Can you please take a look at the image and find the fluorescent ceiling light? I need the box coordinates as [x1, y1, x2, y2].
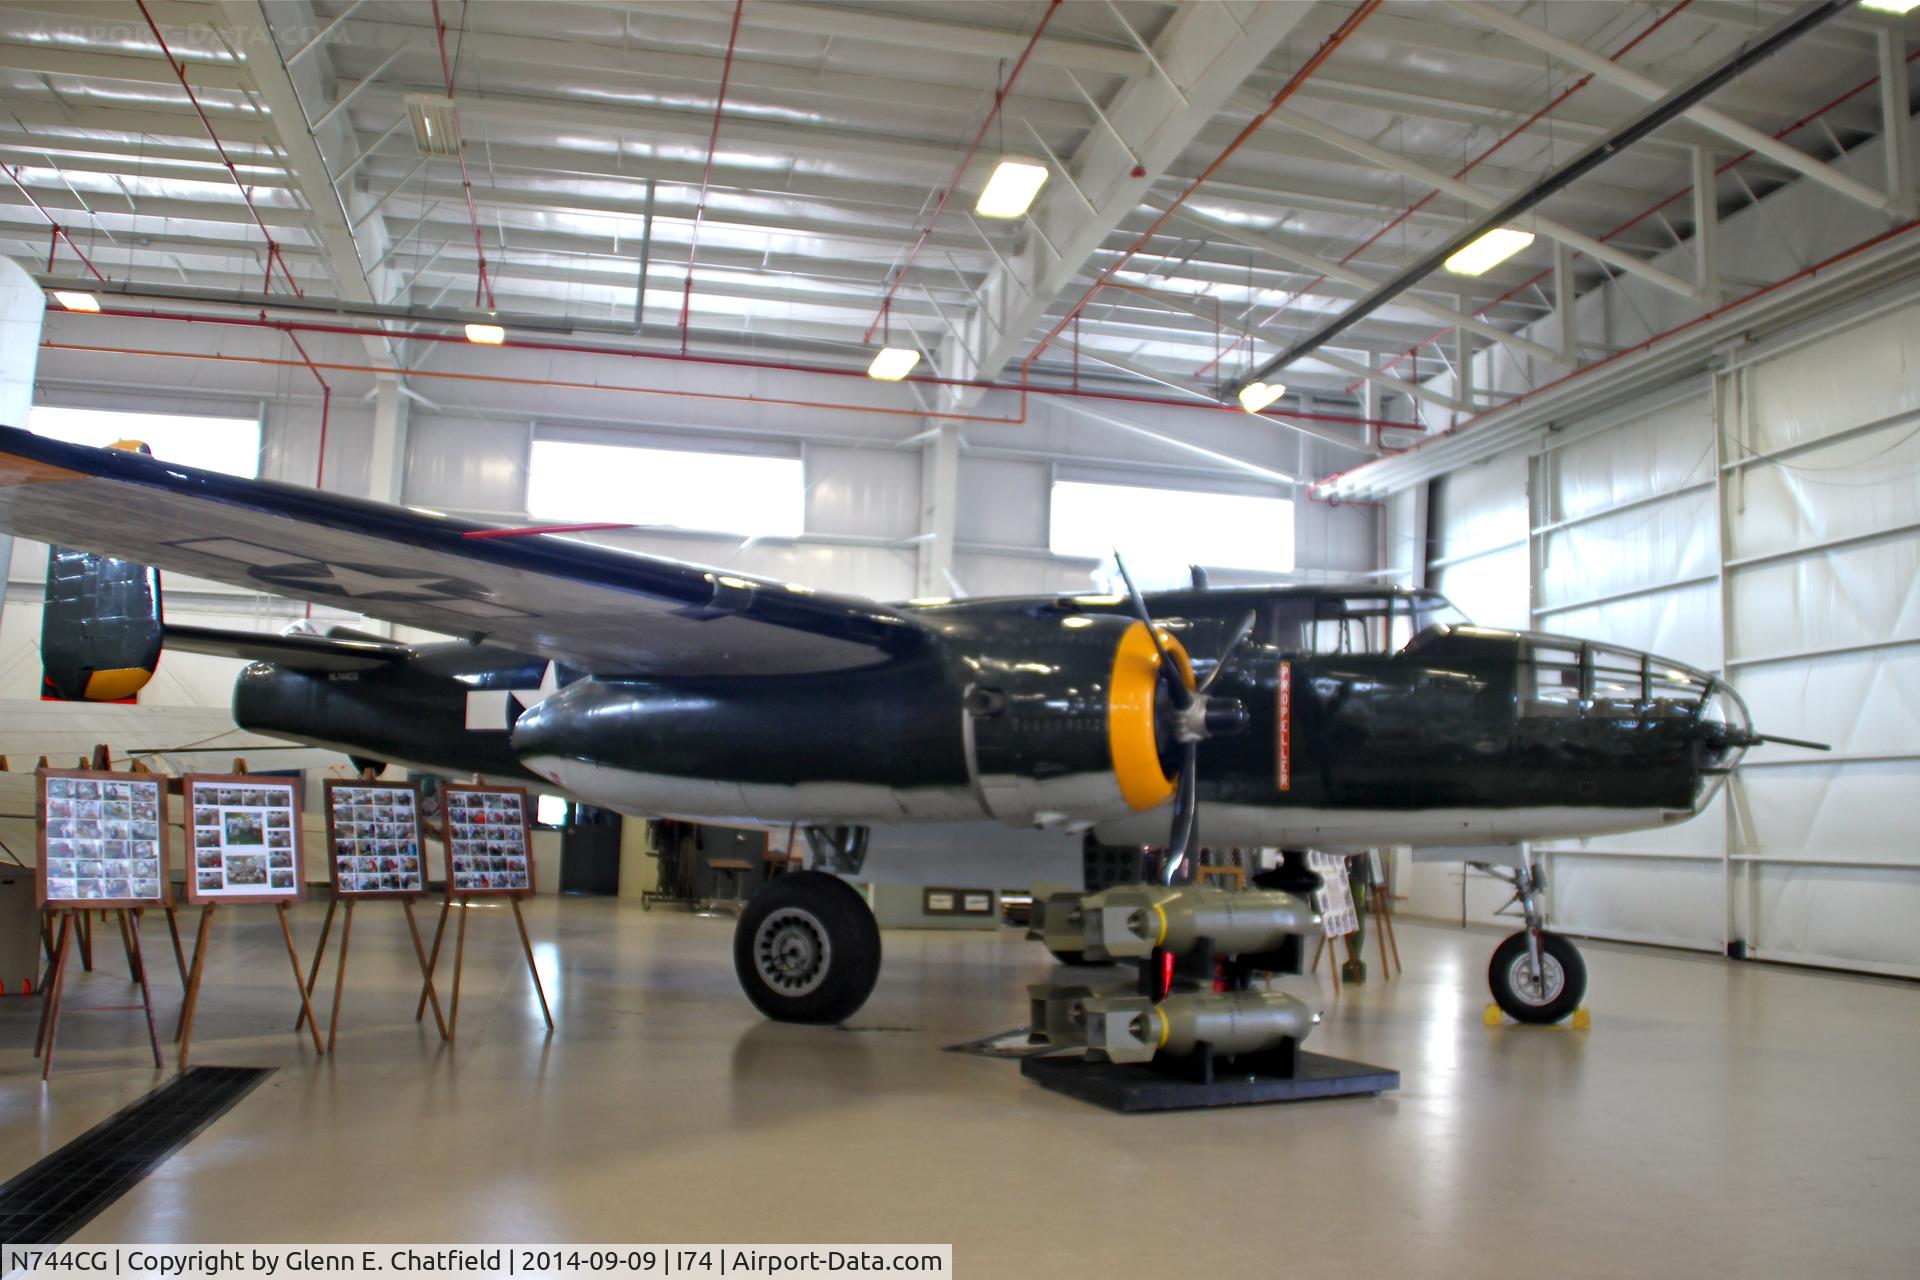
[52, 290, 101, 313]
[464, 323, 506, 345]
[1237, 381, 1286, 415]
[975, 158, 1049, 218]
[867, 346, 921, 381]
[1444, 227, 1535, 276]
[405, 94, 462, 157]
[1859, 0, 1917, 13]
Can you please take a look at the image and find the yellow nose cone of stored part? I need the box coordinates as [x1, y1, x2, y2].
[1107, 619, 1193, 811]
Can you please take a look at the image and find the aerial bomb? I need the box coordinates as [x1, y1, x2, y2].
[1037, 886, 1317, 961]
[1036, 987, 1317, 1065]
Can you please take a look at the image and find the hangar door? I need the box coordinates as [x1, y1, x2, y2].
[1425, 296, 1920, 978]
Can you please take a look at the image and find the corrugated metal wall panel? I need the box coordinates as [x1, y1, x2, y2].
[805, 445, 919, 540]
[404, 416, 530, 514]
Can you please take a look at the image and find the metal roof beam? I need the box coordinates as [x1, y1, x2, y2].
[580, 1, 1151, 77]
[1452, 0, 1901, 216]
[316, 17, 1098, 121]
[1172, 205, 1561, 365]
[937, 1, 1316, 405]
[1269, 105, 1703, 300]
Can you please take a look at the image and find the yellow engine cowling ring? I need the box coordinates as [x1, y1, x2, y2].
[964, 616, 1192, 828]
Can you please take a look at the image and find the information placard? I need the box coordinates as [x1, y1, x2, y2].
[441, 783, 534, 895]
[184, 774, 304, 904]
[324, 779, 427, 897]
[37, 768, 169, 908]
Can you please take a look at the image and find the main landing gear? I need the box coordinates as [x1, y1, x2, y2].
[1473, 858, 1587, 1024]
[732, 870, 881, 1024]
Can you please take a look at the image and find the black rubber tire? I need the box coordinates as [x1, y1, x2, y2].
[1488, 930, 1587, 1024]
[733, 871, 881, 1024]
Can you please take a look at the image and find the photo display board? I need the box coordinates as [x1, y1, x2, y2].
[184, 774, 304, 904]
[442, 783, 534, 895]
[324, 779, 427, 897]
[38, 769, 169, 908]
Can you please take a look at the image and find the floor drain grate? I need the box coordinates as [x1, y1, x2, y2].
[0, 1066, 272, 1244]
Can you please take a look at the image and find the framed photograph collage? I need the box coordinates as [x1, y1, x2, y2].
[186, 774, 303, 904]
[324, 779, 427, 897]
[442, 784, 535, 895]
[37, 769, 169, 908]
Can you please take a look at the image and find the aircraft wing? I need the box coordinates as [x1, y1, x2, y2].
[0, 426, 932, 676]
[161, 624, 414, 673]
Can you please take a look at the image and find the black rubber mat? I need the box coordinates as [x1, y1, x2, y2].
[0, 1066, 272, 1243]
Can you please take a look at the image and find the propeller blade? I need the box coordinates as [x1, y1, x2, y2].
[1112, 551, 1190, 711]
[1162, 743, 1200, 886]
[1198, 610, 1258, 695]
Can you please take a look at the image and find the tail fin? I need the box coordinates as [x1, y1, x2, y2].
[40, 546, 164, 703]
[39, 439, 164, 703]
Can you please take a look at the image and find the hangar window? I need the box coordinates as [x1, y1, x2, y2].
[27, 405, 262, 477]
[527, 439, 804, 538]
[1048, 479, 1294, 573]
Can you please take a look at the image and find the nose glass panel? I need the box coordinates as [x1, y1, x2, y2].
[1522, 637, 1719, 719]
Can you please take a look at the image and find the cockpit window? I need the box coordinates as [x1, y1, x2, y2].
[1273, 592, 1472, 656]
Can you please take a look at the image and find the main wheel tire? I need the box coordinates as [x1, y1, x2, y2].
[733, 871, 881, 1024]
[1488, 929, 1587, 1024]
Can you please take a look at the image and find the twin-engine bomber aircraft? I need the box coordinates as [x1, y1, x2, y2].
[0, 427, 1806, 1025]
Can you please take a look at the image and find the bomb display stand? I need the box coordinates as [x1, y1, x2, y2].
[174, 772, 324, 1069]
[1024, 868, 1399, 1112]
[416, 783, 552, 1040]
[32, 768, 170, 1079]
[296, 776, 446, 1049]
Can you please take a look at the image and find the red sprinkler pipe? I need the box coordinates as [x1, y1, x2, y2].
[135, 0, 302, 298]
[861, 0, 1064, 345]
[427, 0, 495, 310]
[1019, 0, 1382, 387]
[2, 162, 108, 283]
[679, 0, 746, 354]
[41, 341, 1035, 426]
[1193, 0, 1695, 380]
[61, 301, 1412, 431]
[285, 328, 330, 487]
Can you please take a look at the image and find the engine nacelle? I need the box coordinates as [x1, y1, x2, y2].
[962, 615, 1189, 828]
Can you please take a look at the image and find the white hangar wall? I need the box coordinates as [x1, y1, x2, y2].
[1413, 295, 1920, 978]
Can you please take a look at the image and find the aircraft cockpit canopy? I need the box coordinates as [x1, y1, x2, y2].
[1273, 591, 1471, 656]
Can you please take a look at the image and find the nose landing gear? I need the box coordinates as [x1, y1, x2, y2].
[1473, 858, 1588, 1024]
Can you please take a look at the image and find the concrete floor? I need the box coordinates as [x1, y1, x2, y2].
[3, 897, 1917, 1276]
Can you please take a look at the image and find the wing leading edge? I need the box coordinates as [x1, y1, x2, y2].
[0, 426, 931, 676]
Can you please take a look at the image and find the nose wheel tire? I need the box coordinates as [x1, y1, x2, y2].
[1489, 930, 1586, 1024]
[733, 871, 881, 1024]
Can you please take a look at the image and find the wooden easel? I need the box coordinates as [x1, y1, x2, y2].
[172, 758, 326, 1068]
[174, 901, 325, 1068]
[297, 895, 447, 1048]
[416, 894, 552, 1040]
[35, 907, 162, 1080]
[1365, 852, 1402, 980]
[296, 770, 446, 1048]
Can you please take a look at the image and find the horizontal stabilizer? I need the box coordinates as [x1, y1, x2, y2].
[0, 426, 932, 676]
[162, 624, 413, 672]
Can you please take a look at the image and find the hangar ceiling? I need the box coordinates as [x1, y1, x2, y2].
[2, 1, 1915, 443]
